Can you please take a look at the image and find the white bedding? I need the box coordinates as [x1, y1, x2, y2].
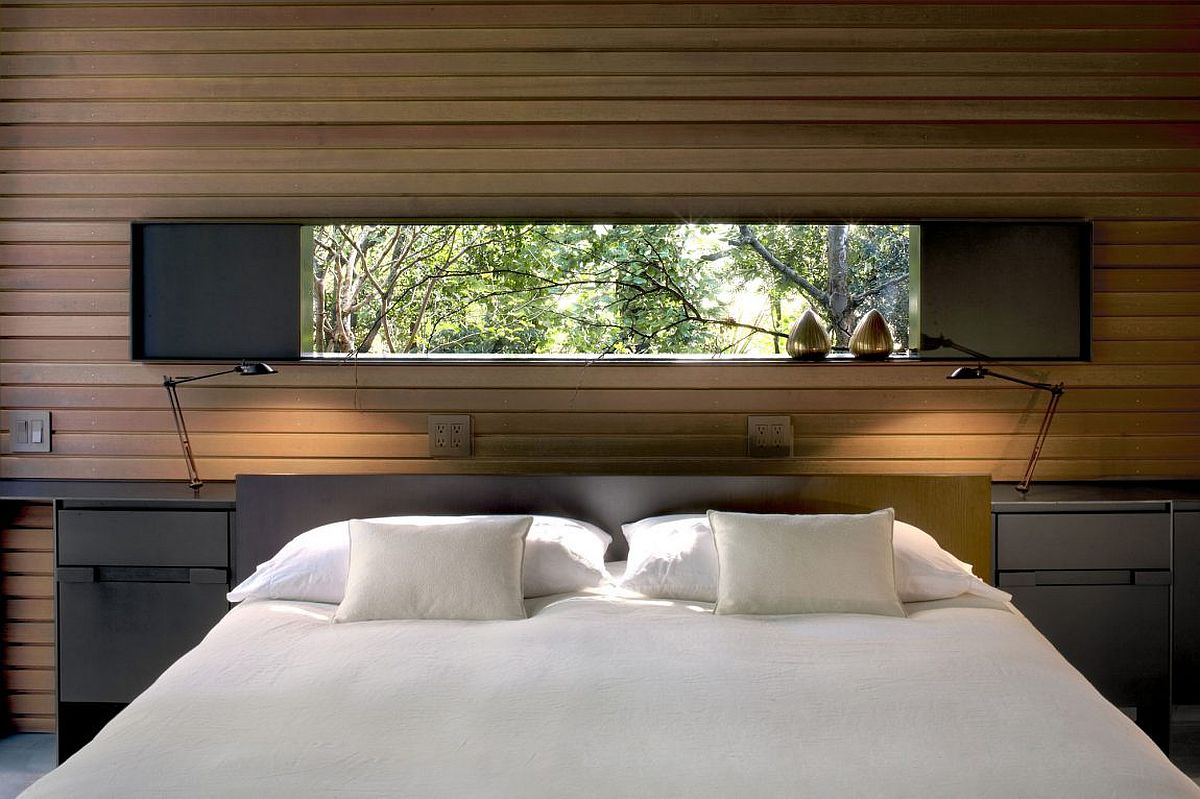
[24, 592, 1199, 798]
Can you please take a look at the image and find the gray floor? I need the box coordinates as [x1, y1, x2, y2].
[0, 734, 54, 798]
[0, 721, 1198, 797]
[1173, 706, 1200, 787]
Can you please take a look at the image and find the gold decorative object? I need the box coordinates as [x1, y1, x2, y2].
[786, 310, 831, 360]
[848, 310, 894, 360]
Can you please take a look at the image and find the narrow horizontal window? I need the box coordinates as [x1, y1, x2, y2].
[309, 223, 912, 358]
[130, 219, 1089, 362]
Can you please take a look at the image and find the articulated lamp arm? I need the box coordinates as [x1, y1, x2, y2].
[946, 366, 1065, 495]
[162, 362, 277, 495]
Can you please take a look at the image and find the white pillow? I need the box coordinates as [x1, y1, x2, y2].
[708, 508, 905, 617]
[619, 514, 1010, 604]
[229, 514, 610, 603]
[333, 517, 530, 623]
[892, 520, 1011, 604]
[621, 514, 718, 602]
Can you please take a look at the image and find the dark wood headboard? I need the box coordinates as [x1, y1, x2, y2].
[234, 474, 993, 585]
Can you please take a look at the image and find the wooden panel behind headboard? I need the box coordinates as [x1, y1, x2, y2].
[235, 474, 992, 584]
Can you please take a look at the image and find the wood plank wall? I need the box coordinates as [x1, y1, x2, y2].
[0, 0, 1198, 729]
[0, 504, 54, 733]
[2, 0, 1198, 483]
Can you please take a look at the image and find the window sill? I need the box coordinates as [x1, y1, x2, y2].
[299, 351, 926, 364]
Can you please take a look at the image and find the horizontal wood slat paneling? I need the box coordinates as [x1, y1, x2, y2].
[9, 122, 1198, 150]
[10, 409, 1200, 437]
[0, 292, 128, 315]
[10, 27, 1200, 53]
[3, 148, 1200, 174]
[6, 670, 53, 694]
[1, 0, 1198, 731]
[7, 385, 1200, 414]
[7, 171, 1198, 195]
[6, 600, 54, 623]
[7, 197, 1200, 220]
[4, 77, 1199, 102]
[1, 503, 54, 733]
[10, 694, 53, 717]
[4, 3, 1198, 30]
[5, 101, 1200, 126]
[3, 432, 1197, 461]
[5, 624, 54, 646]
[6, 457, 1199, 482]
[12, 52, 1199, 78]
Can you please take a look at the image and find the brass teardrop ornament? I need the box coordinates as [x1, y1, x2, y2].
[786, 309, 831, 360]
[848, 309, 894, 360]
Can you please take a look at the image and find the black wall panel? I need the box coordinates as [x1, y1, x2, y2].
[132, 223, 306, 360]
[919, 221, 1092, 360]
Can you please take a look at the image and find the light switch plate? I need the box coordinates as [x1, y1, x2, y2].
[9, 410, 51, 453]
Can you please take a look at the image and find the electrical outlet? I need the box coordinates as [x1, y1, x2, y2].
[428, 414, 472, 457]
[747, 415, 792, 458]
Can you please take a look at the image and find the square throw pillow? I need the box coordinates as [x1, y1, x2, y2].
[333, 516, 532, 623]
[708, 508, 904, 617]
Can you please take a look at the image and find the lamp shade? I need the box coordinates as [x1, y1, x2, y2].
[947, 366, 986, 380]
[237, 361, 277, 376]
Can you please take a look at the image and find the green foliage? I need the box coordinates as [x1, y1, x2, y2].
[311, 223, 910, 356]
[845, 224, 911, 345]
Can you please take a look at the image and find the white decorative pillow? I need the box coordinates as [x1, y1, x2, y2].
[333, 517, 531, 622]
[229, 515, 610, 604]
[618, 514, 1008, 604]
[708, 508, 905, 617]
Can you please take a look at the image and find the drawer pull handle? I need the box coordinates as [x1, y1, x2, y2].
[1034, 570, 1132, 586]
[56, 566, 229, 584]
[189, 568, 226, 584]
[95, 567, 189, 582]
[999, 570, 1174, 587]
[998, 572, 1036, 588]
[56, 567, 96, 583]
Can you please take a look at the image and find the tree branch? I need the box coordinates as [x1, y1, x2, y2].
[850, 271, 909, 307]
[733, 225, 831, 307]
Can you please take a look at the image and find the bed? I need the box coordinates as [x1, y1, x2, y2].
[22, 474, 1200, 798]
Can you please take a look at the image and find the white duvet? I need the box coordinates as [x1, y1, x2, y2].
[23, 592, 1199, 798]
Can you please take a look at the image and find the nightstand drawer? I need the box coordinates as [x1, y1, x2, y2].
[58, 509, 228, 567]
[58, 579, 229, 703]
[53, 501, 233, 764]
[995, 512, 1169, 571]
[1006, 583, 1169, 707]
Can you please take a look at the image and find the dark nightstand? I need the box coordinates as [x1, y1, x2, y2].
[1174, 505, 1200, 704]
[54, 499, 233, 763]
[993, 499, 1172, 752]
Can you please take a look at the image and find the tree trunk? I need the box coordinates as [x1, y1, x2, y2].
[826, 224, 852, 346]
[313, 272, 326, 353]
[770, 295, 782, 354]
